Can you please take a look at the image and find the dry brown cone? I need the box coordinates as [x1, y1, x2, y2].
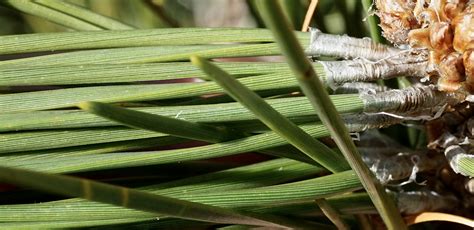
[376, 0, 473, 93]
[374, 1, 474, 225]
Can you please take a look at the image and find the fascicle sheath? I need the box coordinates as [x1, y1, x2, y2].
[359, 149, 444, 184]
[344, 113, 402, 132]
[360, 85, 463, 114]
[334, 82, 390, 94]
[306, 28, 400, 60]
[320, 59, 428, 87]
[394, 190, 458, 214]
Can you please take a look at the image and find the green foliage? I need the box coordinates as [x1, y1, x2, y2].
[0, 1, 466, 229]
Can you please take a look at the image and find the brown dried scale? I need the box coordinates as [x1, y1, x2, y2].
[376, 1, 474, 93]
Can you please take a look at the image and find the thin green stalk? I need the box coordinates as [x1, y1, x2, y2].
[33, 0, 134, 30]
[0, 169, 361, 222]
[0, 193, 373, 226]
[0, 127, 165, 154]
[1, 158, 320, 224]
[0, 192, 373, 228]
[191, 56, 349, 173]
[0, 218, 153, 230]
[0, 62, 286, 86]
[0, 166, 284, 228]
[278, 0, 304, 29]
[5, 64, 406, 114]
[142, 158, 323, 192]
[0, 43, 283, 66]
[256, 1, 406, 229]
[78, 101, 240, 143]
[219, 221, 334, 230]
[334, 0, 364, 38]
[0, 123, 331, 173]
[315, 198, 350, 230]
[99, 219, 214, 230]
[257, 193, 375, 216]
[0, 72, 296, 113]
[2, 113, 404, 173]
[0, 28, 291, 55]
[0, 94, 363, 132]
[77, 101, 314, 163]
[0, 136, 182, 161]
[361, 0, 383, 43]
[143, 0, 180, 27]
[0, 0, 102, 31]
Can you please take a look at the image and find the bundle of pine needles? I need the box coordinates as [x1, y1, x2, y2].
[0, 0, 472, 229]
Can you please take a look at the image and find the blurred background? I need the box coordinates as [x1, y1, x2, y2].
[0, 0, 370, 37]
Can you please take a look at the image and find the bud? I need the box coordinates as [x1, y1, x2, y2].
[376, 1, 473, 93]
